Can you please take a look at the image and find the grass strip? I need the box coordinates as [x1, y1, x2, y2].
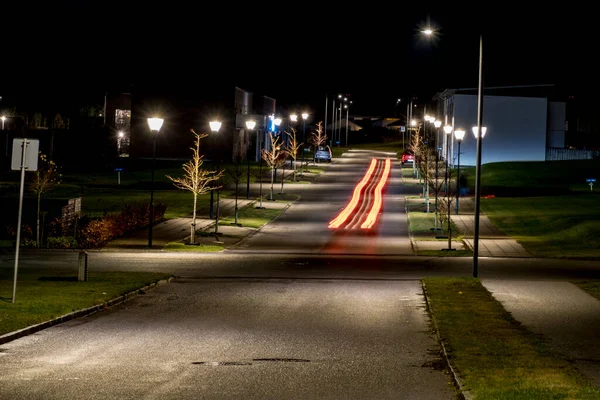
[423, 277, 600, 399]
[572, 280, 600, 302]
[0, 270, 172, 336]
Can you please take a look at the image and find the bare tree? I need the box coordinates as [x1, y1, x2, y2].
[166, 130, 223, 244]
[428, 156, 447, 232]
[261, 132, 287, 200]
[285, 127, 302, 182]
[308, 121, 326, 163]
[226, 154, 244, 225]
[416, 145, 433, 213]
[408, 125, 422, 180]
[29, 153, 60, 245]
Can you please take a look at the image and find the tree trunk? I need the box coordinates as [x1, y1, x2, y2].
[191, 192, 197, 244]
[270, 168, 274, 200]
[36, 192, 41, 246]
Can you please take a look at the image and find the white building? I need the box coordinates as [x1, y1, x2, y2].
[434, 87, 566, 167]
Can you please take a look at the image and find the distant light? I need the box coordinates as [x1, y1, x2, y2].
[424, 115, 431, 122]
[290, 114, 298, 122]
[397, 98, 401, 103]
[343, 97, 347, 102]
[443, 125, 453, 134]
[472, 126, 488, 138]
[423, 28, 433, 35]
[454, 129, 466, 141]
[338, 94, 342, 99]
[410, 119, 417, 127]
[209, 120, 222, 133]
[434, 120, 442, 128]
[245, 120, 256, 130]
[274, 117, 282, 126]
[301, 112, 309, 120]
[118, 131, 124, 138]
[1, 116, 6, 121]
[147, 117, 164, 132]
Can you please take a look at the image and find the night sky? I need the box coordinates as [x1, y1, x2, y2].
[2, 3, 596, 118]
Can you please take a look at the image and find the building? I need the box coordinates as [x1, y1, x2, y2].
[433, 85, 566, 167]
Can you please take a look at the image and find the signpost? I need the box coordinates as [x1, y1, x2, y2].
[114, 167, 124, 185]
[587, 178, 596, 191]
[11, 138, 39, 303]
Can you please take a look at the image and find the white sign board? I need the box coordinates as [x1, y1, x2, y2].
[11, 138, 39, 171]
[401, 126, 406, 132]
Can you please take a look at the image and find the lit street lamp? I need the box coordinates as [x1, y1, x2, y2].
[443, 125, 453, 194]
[454, 129, 465, 214]
[301, 112, 308, 175]
[209, 120, 222, 239]
[472, 123, 487, 277]
[147, 117, 164, 248]
[2, 115, 7, 157]
[245, 120, 256, 199]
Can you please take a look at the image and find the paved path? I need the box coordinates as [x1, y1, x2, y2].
[482, 279, 600, 386]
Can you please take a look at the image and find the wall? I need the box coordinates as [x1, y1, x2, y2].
[451, 94, 548, 166]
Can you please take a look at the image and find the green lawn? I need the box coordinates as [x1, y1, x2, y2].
[0, 269, 172, 336]
[481, 195, 600, 258]
[423, 277, 600, 399]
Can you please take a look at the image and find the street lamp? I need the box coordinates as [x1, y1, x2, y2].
[2, 116, 7, 157]
[147, 117, 164, 248]
[209, 120, 223, 239]
[443, 125, 453, 194]
[245, 120, 256, 199]
[208, 120, 222, 219]
[454, 129, 465, 214]
[472, 122, 487, 277]
[301, 112, 308, 175]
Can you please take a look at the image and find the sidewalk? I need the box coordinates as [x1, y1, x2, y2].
[402, 169, 531, 257]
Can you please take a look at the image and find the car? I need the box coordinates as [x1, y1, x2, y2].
[315, 146, 332, 163]
[401, 151, 414, 165]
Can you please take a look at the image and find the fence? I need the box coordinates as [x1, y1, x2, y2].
[546, 147, 600, 161]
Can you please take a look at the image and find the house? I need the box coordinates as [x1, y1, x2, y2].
[432, 85, 566, 167]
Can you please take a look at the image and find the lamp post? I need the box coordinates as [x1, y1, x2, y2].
[2, 115, 7, 157]
[454, 129, 465, 214]
[209, 121, 223, 239]
[443, 125, 453, 194]
[472, 34, 485, 278]
[301, 112, 308, 175]
[289, 113, 297, 170]
[147, 117, 164, 248]
[245, 120, 256, 199]
[410, 119, 417, 177]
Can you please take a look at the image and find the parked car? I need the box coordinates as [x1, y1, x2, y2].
[315, 146, 332, 163]
[401, 151, 414, 165]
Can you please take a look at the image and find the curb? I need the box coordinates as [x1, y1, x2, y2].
[0, 277, 174, 345]
[421, 281, 472, 400]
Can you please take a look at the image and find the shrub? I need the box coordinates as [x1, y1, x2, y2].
[47, 236, 78, 249]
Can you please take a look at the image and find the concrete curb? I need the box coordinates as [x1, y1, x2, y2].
[421, 281, 472, 400]
[0, 277, 174, 345]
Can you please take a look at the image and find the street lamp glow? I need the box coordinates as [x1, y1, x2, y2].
[472, 126, 487, 138]
[424, 115, 431, 122]
[423, 28, 433, 35]
[454, 129, 466, 141]
[434, 120, 442, 128]
[410, 119, 417, 127]
[301, 112, 309, 120]
[1, 116, 5, 122]
[273, 117, 282, 127]
[209, 120, 222, 133]
[245, 120, 256, 130]
[147, 117, 164, 132]
[290, 114, 298, 122]
[118, 131, 124, 138]
[443, 125, 453, 134]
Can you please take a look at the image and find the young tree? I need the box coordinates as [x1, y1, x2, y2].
[29, 153, 60, 245]
[261, 132, 287, 200]
[428, 155, 447, 232]
[416, 144, 433, 213]
[408, 126, 422, 180]
[285, 127, 302, 182]
[308, 121, 326, 163]
[166, 130, 222, 245]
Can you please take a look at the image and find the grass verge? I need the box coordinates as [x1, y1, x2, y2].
[219, 205, 283, 228]
[0, 269, 172, 336]
[423, 277, 600, 399]
[163, 242, 223, 252]
[571, 280, 600, 302]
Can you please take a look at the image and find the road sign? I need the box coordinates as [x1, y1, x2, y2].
[586, 178, 596, 183]
[114, 167, 124, 172]
[11, 138, 39, 171]
[401, 126, 406, 132]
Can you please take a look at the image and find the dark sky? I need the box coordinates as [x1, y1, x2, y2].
[2, 2, 596, 117]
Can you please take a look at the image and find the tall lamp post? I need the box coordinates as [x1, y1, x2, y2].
[454, 129, 465, 214]
[245, 120, 256, 199]
[443, 125, 453, 194]
[473, 34, 485, 278]
[301, 112, 308, 175]
[209, 121, 223, 238]
[147, 117, 164, 248]
[2, 115, 7, 157]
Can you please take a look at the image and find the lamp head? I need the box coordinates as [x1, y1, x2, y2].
[472, 126, 487, 138]
[410, 119, 417, 127]
[443, 125, 453, 134]
[434, 120, 442, 128]
[274, 117, 282, 127]
[118, 131, 124, 138]
[301, 112, 309, 120]
[1, 116, 6, 121]
[290, 114, 298, 122]
[245, 120, 256, 130]
[147, 117, 164, 132]
[454, 129, 466, 141]
[209, 120, 222, 133]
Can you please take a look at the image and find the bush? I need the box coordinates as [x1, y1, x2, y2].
[47, 236, 78, 249]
